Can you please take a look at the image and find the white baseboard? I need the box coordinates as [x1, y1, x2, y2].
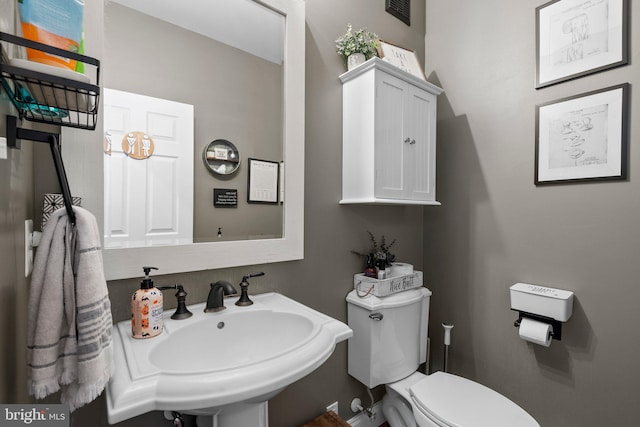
[346, 402, 386, 427]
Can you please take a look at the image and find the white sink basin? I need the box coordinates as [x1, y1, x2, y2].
[149, 311, 314, 373]
[106, 292, 352, 425]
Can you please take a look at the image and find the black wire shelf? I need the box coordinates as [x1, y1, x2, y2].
[0, 32, 100, 130]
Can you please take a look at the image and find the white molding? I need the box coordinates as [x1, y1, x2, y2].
[339, 58, 443, 96]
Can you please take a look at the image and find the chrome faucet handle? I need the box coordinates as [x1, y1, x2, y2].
[235, 272, 265, 306]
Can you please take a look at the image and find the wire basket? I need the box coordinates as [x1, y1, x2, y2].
[0, 32, 100, 130]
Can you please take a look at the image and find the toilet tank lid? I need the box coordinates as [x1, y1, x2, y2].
[410, 372, 540, 427]
[346, 287, 431, 310]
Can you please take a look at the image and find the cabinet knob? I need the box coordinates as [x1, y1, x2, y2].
[410, 139, 416, 145]
[404, 137, 411, 144]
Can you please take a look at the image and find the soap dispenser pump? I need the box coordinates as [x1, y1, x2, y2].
[131, 266, 164, 339]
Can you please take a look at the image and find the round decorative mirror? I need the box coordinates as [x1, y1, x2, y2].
[203, 139, 240, 176]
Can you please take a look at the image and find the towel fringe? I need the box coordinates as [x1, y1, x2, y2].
[62, 377, 110, 412]
[28, 378, 61, 400]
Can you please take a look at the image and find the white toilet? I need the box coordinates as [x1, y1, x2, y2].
[346, 287, 540, 427]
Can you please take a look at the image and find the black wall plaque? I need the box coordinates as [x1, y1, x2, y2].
[214, 188, 238, 207]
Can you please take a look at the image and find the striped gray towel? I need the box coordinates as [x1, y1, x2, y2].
[27, 206, 113, 412]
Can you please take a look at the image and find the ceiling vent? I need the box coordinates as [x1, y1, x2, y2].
[386, 0, 410, 26]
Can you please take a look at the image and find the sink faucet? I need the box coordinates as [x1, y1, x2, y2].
[158, 284, 193, 320]
[205, 280, 237, 312]
[235, 272, 265, 306]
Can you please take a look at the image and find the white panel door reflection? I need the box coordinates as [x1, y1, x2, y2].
[103, 88, 194, 248]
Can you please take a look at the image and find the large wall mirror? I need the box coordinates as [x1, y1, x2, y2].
[63, 0, 304, 280]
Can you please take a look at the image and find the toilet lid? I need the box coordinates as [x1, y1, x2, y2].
[410, 372, 540, 427]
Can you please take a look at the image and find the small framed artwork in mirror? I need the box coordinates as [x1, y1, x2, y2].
[247, 158, 280, 204]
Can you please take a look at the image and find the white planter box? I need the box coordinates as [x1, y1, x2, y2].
[353, 271, 423, 297]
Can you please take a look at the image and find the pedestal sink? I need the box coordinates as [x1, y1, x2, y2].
[106, 292, 352, 426]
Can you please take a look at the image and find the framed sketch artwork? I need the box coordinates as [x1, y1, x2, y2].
[536, 0, 628, 88]
[535, 83, 629, 185]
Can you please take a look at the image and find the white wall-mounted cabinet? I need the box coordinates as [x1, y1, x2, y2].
[339, 58, 443, 205]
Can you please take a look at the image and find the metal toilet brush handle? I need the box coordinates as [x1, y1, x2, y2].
[442, 323, 454, 373]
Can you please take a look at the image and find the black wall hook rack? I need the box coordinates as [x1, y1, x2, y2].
[7, 115, 76, 225]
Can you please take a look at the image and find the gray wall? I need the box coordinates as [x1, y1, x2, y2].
[0, 0, 30, 405]
[424, 1, 640, 426]
[0, 94, 32, 405]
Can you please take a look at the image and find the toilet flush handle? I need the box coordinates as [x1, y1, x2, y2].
[369, 312, 383, 321]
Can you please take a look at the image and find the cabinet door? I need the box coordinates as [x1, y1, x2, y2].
[374, 73, 409, 199]
[374, 73, 436, 201]
[405, 85, 436, 201]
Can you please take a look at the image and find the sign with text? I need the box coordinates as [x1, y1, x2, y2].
[376, 40, 426, 80]
[353, 271, 423, 297]
[214, 188, 238, 207]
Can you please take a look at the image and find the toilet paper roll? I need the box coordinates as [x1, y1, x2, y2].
[518, 317, 553, 347]
[389, 262, 414, 277]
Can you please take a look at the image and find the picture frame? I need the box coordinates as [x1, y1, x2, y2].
[376, 40, 426, 80]
[536, 0, 628, 89]
[535, 83, 629, 185]
[247, 158, 280, 204]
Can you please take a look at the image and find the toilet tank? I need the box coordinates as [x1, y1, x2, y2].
[346, 287, 431, 388]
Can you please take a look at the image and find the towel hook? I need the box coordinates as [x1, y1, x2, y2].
[6, 115, 76, 226]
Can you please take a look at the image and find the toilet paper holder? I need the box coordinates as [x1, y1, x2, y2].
[509, 283, 574, 342]
[513, 311, 562, 340]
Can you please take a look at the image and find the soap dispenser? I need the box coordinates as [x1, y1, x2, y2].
[132, 266, 164, 339]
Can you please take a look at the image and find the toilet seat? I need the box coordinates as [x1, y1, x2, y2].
[409, 372, 540, 427]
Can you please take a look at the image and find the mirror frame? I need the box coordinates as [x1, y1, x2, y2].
[101, 0, 305, 280]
